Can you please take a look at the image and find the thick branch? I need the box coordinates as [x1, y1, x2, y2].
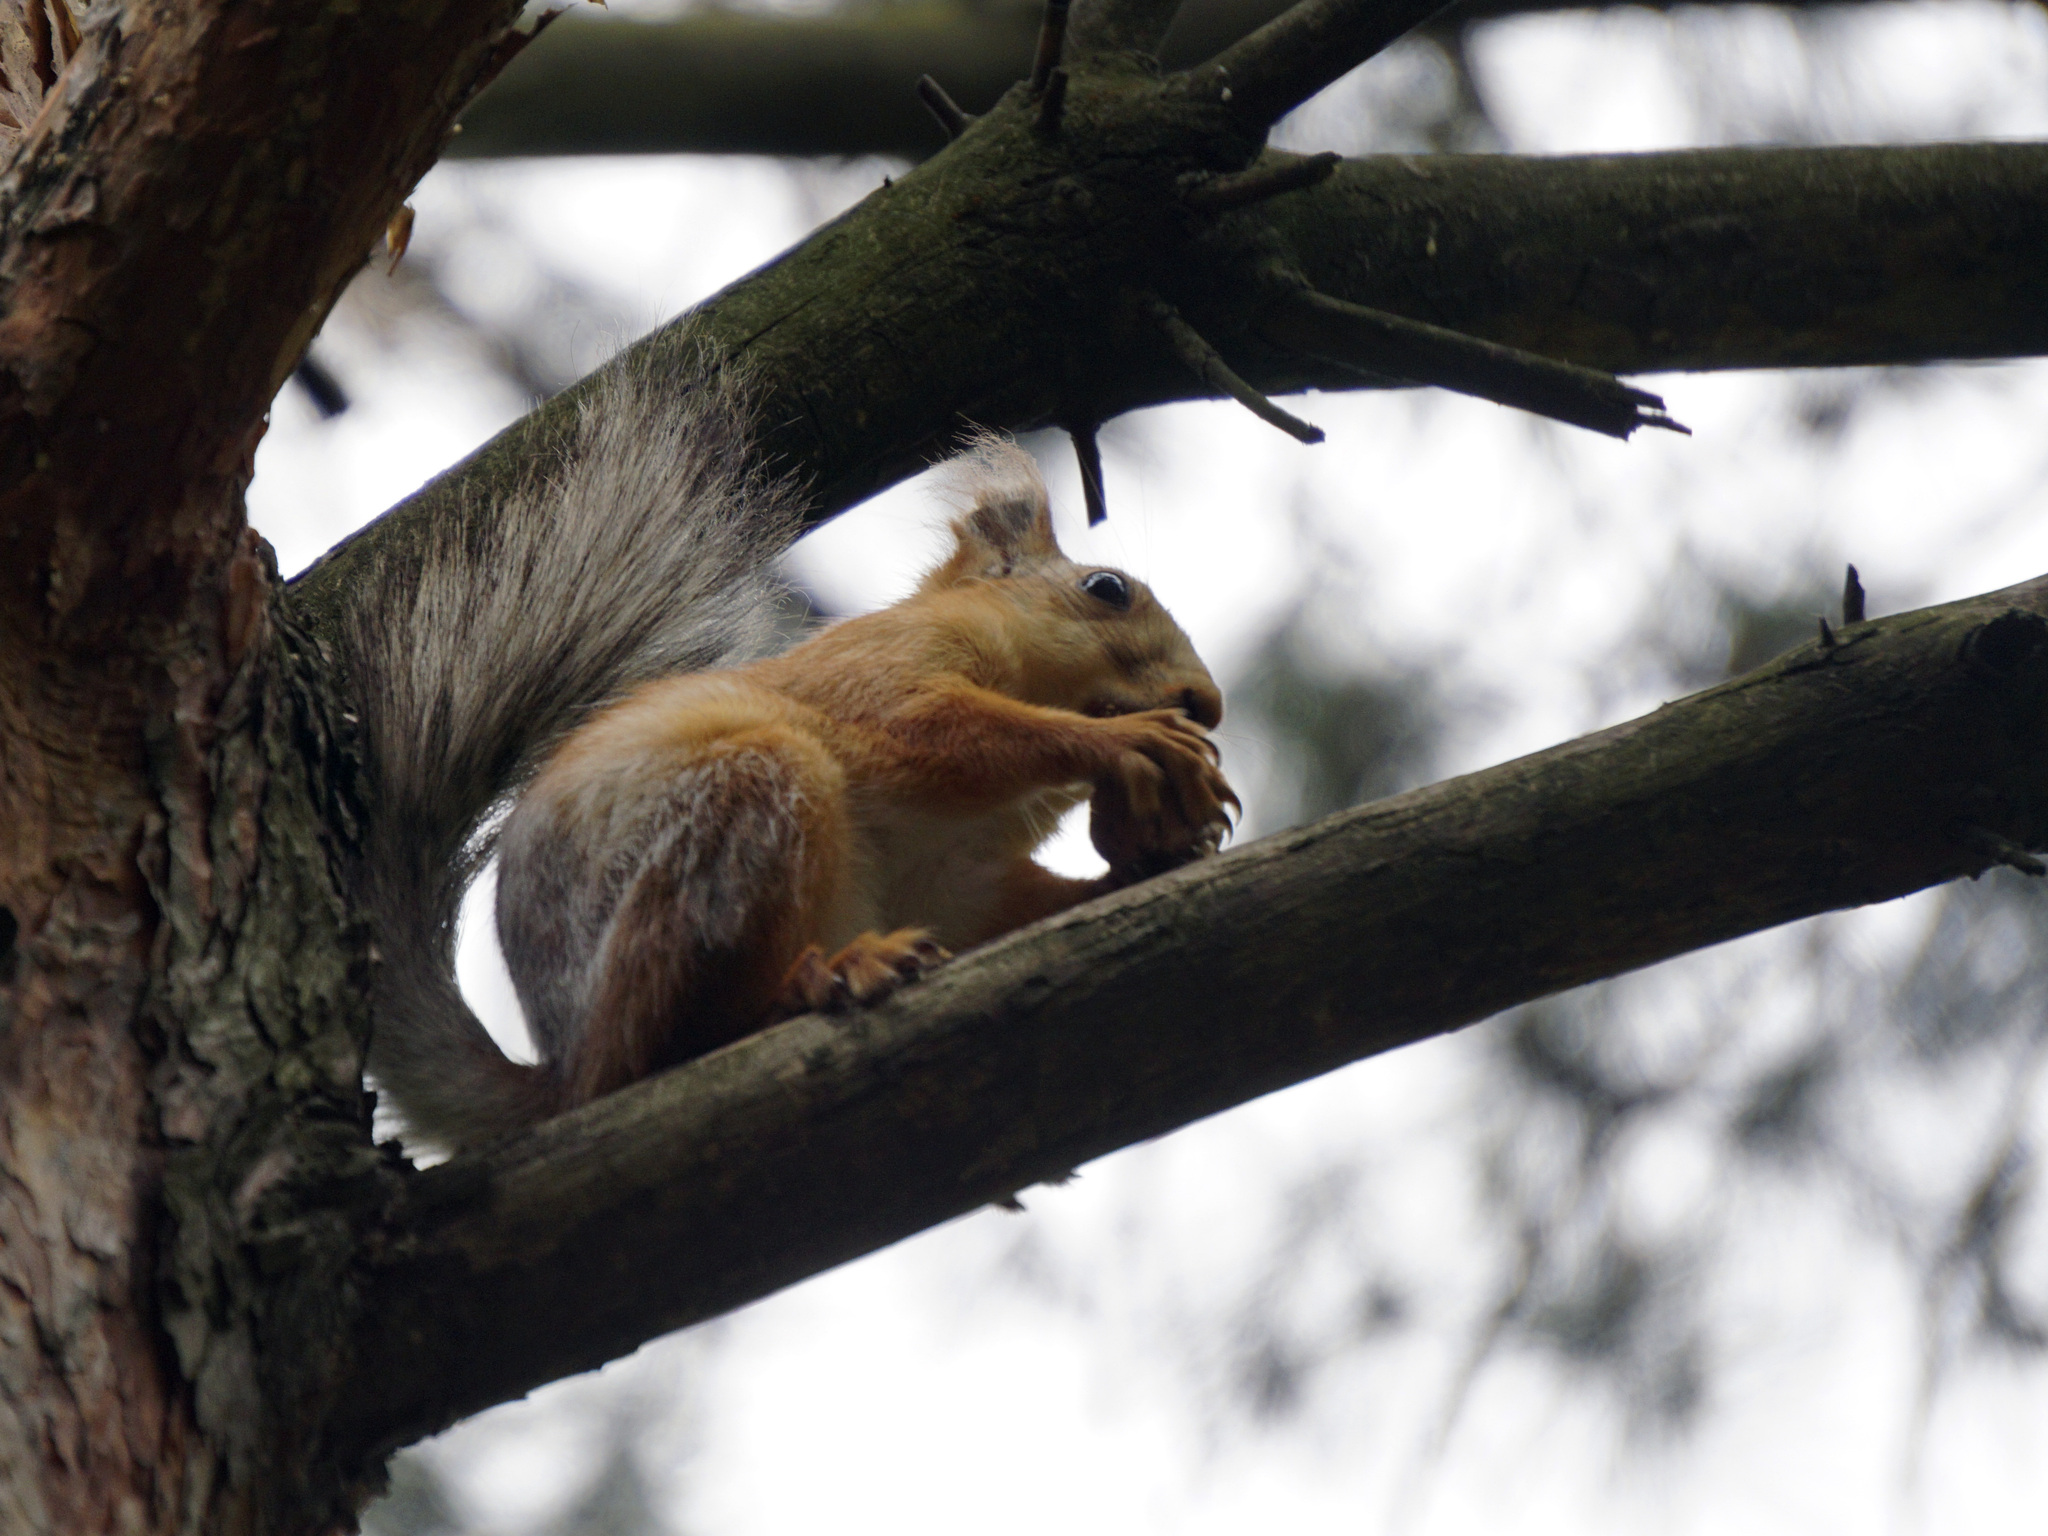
[336, 577, 2048, 1456]
[289, 139, 2048, 644]
[447, 5, 1043, 159]
[450, 0, 1947, 160]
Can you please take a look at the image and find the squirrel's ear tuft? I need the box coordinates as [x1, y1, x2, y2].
[928, 432, 1059, 582]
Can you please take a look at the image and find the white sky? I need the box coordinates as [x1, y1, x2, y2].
[253, 6, 2048, 1533]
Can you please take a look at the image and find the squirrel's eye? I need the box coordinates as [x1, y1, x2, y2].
[1081, 570, 1131, 610]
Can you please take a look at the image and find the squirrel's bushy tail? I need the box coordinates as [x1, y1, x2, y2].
[333, 359, 801, 1153]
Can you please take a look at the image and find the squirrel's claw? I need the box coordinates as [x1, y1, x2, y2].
[775, 928, 951, 1020]
[776, 945, 856, 1015]
[1088, 708, 1240, 878]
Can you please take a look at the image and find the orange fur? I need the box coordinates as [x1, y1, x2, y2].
[496, 440, 1238, 1115]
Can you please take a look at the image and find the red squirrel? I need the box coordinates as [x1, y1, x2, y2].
[337, 364, 1235, 1153]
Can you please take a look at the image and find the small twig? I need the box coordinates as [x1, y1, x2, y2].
[1030, 0, 1071, 93]
[1843, 563, 1867, 625]
[1035, 67, 1069, 136]
[916, 75, 973, 141]
[1953, 824, 2048, 878]
[1185, 152, 1341, 214]
[1817, 615, 1836, 648]
[1261, 288, 1687, 440]
[292, 355, 350, 420]
[1144, 295, 1324, 444]
[1068, 420, 1108, 525]
[1197, 0, 1459, 127]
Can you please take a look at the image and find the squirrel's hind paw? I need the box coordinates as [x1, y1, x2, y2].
[774, 929, 950, 1017]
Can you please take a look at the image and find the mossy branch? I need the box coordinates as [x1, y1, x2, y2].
[288, 137, 2048, 643]
[335, 577, 2048, 1457]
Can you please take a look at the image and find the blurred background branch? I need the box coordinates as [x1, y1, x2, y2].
[451, 0, 2017, 160]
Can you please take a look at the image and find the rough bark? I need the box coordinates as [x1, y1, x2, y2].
[0, 0, 522, 1529]
[449, 0, 1974, 161]
[334, 578, 2048, 1456]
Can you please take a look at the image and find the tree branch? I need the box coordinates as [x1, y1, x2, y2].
[916, 72, 975, 139]
[335, 576, 2048, 1457]
[1031, 0, 1074, 91]
[1193, 0, 1456, 127]
[1259, 287, 1686, 438]
[1144, 292, 1327, 441]
[447, 5, 1043, 160]
[449, 0, 1945, 161]
[1252, 143, 2048, 382]
[1183, 148, 1340, 210]
[288, 138, 2048, 646]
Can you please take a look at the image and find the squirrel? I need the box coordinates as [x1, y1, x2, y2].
[332, 360, 1237, 1154]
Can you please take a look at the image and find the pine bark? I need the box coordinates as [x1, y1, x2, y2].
[0, 0, 520, 1528]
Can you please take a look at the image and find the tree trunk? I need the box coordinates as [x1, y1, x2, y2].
[0, 0, 521, 1527]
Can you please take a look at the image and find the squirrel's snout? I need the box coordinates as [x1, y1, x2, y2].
[1180, 682, 1223, 729]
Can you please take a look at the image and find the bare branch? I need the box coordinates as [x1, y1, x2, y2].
[1184, 149, 1340, 211]
[448, 6, 1047, 160]
[1192, 0, 1456, 127]
[1030, 0, 1072, 90]
[447, 0, 1944, 160]
[1068, 419, 1108, 524]
[1144, 294, 1326, 442]
[916, 72, 973, 140]
[338, 579, 2048, 1454]
[1036, 64, 1070, 134]
[293, 138, 2048, 653]
[1260, 288, 1686, 438]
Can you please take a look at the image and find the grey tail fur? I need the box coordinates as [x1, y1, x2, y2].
[332, 357, 802, 1154]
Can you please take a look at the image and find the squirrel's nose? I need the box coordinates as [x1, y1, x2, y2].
[1180, 682, 1223, 729]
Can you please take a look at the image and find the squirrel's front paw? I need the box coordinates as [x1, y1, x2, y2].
[773, 929, 951, 1017]
[1088, 710, 1239, 879]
